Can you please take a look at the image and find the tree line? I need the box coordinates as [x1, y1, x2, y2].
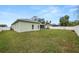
[59, 15, 79, 26]
[32, 15, 79, 26]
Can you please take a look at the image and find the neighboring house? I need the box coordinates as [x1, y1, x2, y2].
[0, 24, 10, 31]
[0, 24, 7, 27]
[11, 19, 45, 32]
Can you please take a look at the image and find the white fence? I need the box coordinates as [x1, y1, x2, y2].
[49, 26, 74, 30]
[74, 25, 79, 36]
[49, 25, 79, 36]
[0, 25, 79, 36]
[0, 27, 10, 32]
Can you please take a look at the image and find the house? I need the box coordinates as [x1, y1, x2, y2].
[11, 19, 45, 32]
[0, 24, 10, 31]
[0, 24, 7, 27]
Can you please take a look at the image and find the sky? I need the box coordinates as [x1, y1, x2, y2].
[0, 5, 78, 26]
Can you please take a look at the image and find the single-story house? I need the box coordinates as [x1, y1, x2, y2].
[0, 24, 7, 27]
[0, 24, 10, 31]
[11, 19, 45, 32]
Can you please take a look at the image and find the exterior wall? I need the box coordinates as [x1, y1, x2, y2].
[11, 21, 40, 32]
[11, 22, 20, 32]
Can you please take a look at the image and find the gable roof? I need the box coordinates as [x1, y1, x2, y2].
[11, 19, 41, 25]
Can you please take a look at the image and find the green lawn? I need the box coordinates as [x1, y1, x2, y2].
[0, 29, 79, 53]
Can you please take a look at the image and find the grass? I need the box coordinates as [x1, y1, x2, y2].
[0, 29, 79, 53]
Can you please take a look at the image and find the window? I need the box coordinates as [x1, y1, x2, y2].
[32, 25, 34, 29]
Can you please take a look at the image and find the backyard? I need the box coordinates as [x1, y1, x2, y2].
[0, 29, 79, 53]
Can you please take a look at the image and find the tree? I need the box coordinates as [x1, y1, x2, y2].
[64, 15, 69, 26]
[64, 15, 69, 20]
[59, 15, 69, 26]
[68, 20, 79, 26]
[49, 20, 51, 24]
[31, 16, 38, 21]
[31, 16, 51, 24]
[60, 17, 64, 26]
[38, 18, 45, 24]
[46, 20, 49, 24]
[41, 18, 45, 24]
[45, 20, 51, 24]
[74, 20, 79, 25]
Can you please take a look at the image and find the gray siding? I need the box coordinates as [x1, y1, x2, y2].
[11, 21, 40, 32]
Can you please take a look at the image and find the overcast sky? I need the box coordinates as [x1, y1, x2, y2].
[0, 5, 78, 26]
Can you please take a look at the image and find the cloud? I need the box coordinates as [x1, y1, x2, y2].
[29, 6, 42, 10]
[0, 11, 30, 26]
[0, 11, 28, 18]
[0, 5, 77, 26]
[37, 6, 78, 24]
[36, 6, 61, 24]
[38, 6, 59, 17]
[69, 8, 78, 13]
[51, 9, 59, 14]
